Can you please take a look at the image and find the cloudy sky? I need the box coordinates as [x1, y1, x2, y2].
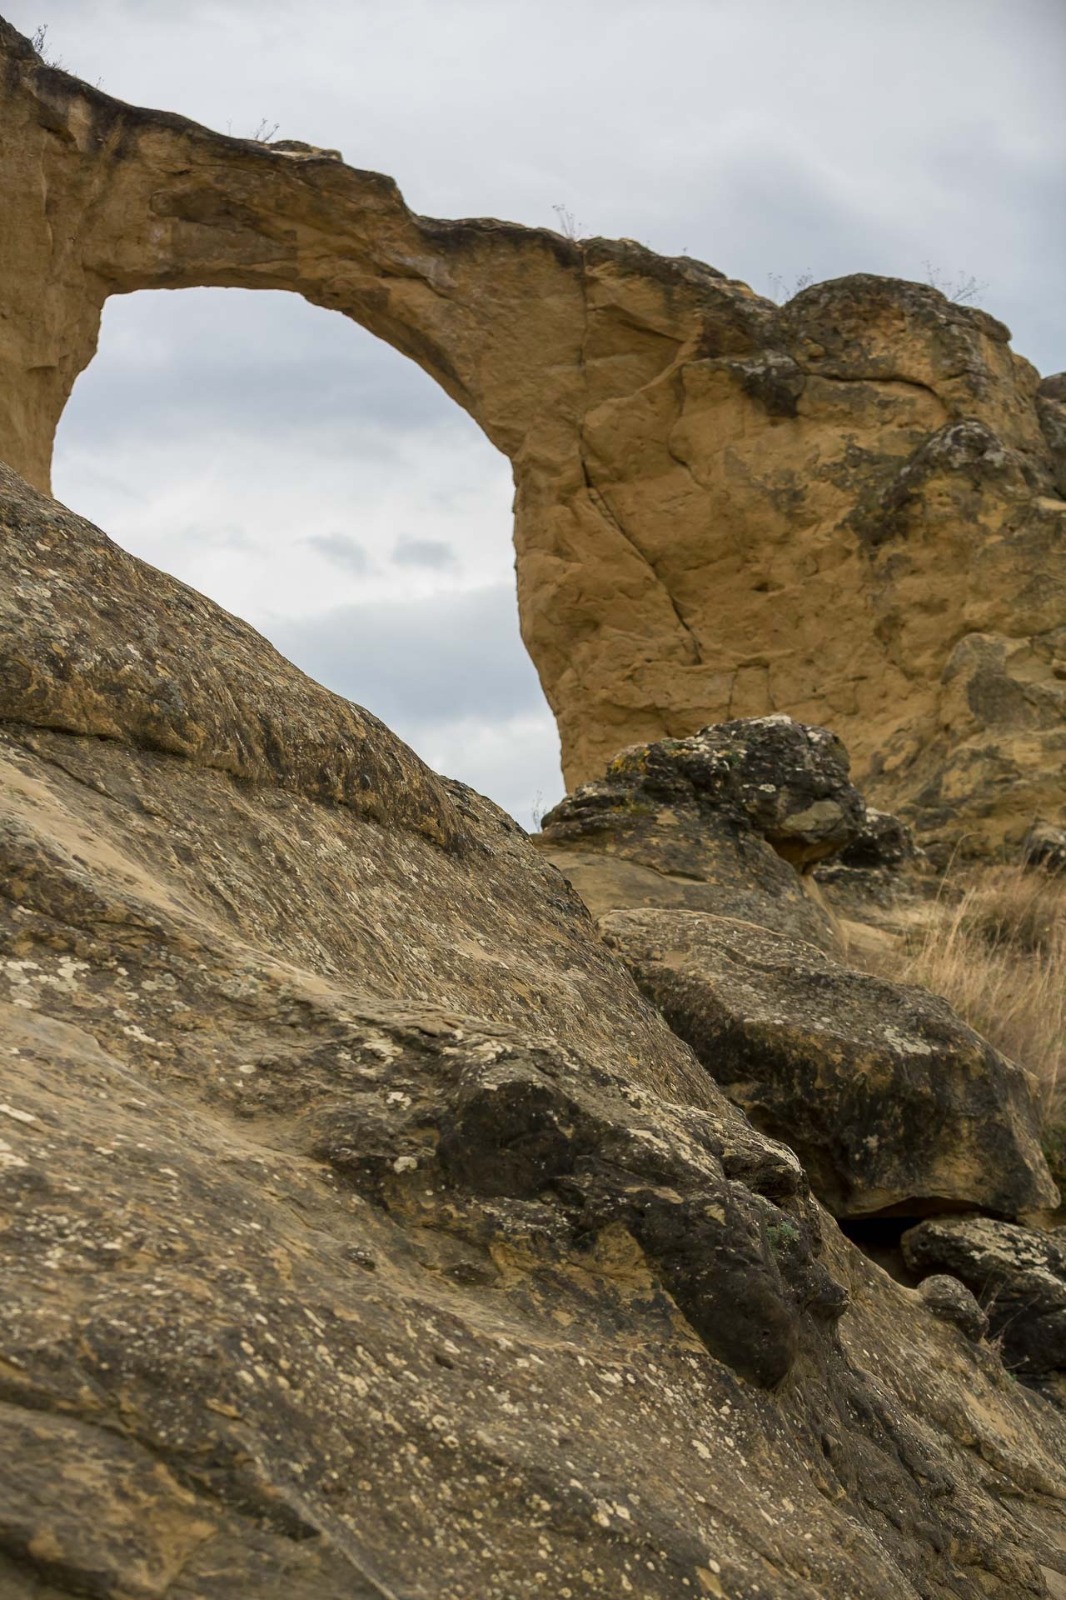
[6, 0, 1064, 825]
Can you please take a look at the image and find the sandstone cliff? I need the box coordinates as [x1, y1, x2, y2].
[1, 18, 1063, 854]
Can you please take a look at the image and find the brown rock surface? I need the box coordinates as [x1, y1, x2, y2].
[597, 907, 1058, 1219]
[4, 465, 1066, 1595]
[1, 20, 1064, 852]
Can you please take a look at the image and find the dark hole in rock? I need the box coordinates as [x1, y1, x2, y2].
[839, 1217, 924, 1285]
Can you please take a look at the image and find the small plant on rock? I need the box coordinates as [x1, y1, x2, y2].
[767, 270, 814, 304]
[923, 262, 988, 305]
[552, 204, 584, 242]
[31, 23, 64, 69]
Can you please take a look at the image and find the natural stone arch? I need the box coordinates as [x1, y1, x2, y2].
[2, 18, 1064, 851]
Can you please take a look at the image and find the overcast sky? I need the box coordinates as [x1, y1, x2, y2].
[6, 0, 1064, 825]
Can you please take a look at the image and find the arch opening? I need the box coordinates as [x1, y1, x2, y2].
[53, 286, 563, 827]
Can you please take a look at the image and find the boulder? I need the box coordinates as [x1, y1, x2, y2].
[903, 1216, 1066, 1376]
[918, 1275, 990, 1343]
[597, 907, 1058, 1219]
[832, 807, 916, 871]
[1, 16, 1064, 854]
[3, 464, 1066, 1596]
[544, 715, 866, 866]
[1024, 819, 1066, 875]
[535, 718, 860, 953]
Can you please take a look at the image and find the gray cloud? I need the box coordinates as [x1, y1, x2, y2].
[305, 532, 372, 574]
[265, 584, 563, 825]
[391, 538, 457, 572]
[266, 584, 543, 728]
[60, 289, 453, 450]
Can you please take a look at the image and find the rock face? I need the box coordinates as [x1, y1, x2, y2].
[918, 1275, 990, 1343]
[596, 907, 1058, 1220]
[1, 19, 1064, 853]
[4, 468, 1066, 1596]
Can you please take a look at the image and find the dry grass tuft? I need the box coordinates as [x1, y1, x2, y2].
[888, 866, 1066, 1174]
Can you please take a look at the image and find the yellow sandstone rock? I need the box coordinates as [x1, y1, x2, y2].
[0, 19, 1062, 853]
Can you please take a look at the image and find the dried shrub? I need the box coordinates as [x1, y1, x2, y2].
[888, 866, 1066, 1175]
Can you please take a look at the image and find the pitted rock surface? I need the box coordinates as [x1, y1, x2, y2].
[543, 717, 866, 867]
[918, 1275, 991, 1343]
[1, 18, 1064, 854]
[596, 907, 1058, 1220]
[1, 468, 1066, 1595]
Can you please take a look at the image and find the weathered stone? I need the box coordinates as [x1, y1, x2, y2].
[903, 1217, 1066, 1377]
[1024, 819, 1066, 874]
[918, 1275, 990, 1343]
[0, 467, 462, 850]
[0, 18, 1063, 855]
[1038, 372, 1066, 405]
[2, 466, 1066, 1596]
[596, 907, 1058, 1219]
[1037, 378, 1066, 497]
[834, 807, 915, 871]
[535, 719, 857, 952]
[813, 805, 922, 938]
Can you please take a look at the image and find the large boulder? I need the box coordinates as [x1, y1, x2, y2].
[544, 715, 866, 866]
[1, 17, 1064, 855]
[3, 466, 1066, 1596]
[535, 717, 862, 953]
[597, 907, 1058, 1219]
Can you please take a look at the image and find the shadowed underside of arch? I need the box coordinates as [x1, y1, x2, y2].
[1, 16, 1063, 850]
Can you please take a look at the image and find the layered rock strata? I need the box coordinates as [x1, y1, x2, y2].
[1, 18, 1064, 851]
[3, 466, 1066, 1596]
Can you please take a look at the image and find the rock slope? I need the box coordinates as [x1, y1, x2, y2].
[1, 17, 1064, 851]
[3, 466, 1066, 1597]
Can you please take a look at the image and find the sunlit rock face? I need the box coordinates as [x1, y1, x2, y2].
[1, 19, 1063, 856]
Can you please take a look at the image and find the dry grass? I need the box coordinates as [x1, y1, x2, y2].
[888, 866, 1066, 1167]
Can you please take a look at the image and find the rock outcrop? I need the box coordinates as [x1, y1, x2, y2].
[4, 21, 1066, 1595]
[536, 722, 1056, 1219]
[1, 18, 1064, 853]
[4, 462, 1066, 1595]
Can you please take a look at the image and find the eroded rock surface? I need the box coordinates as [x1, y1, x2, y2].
[1, 19, 1064, 852]
[3, 467, 1066, 1595]
[597, 908, 1058, 1220]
